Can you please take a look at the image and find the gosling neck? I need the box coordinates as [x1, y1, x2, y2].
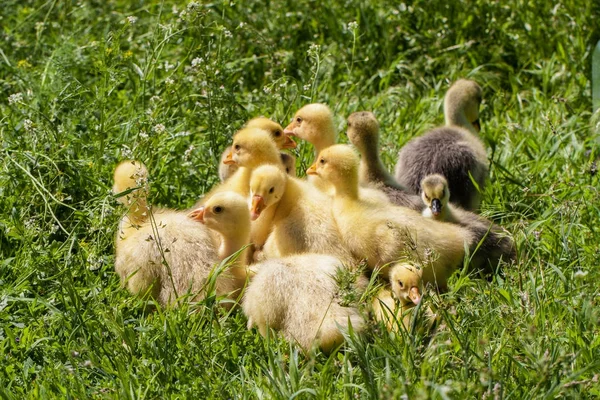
[218, 224, 251, 279]
[125, 198, 149, 226]
[273, 177, 301, 224]
[310, 126, 336, 157]
[357, 138, 391, 185]
[444, 103, 477, 134]
[331, 172, 360, 201]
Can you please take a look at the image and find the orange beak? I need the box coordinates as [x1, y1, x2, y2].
[282, 135, 297, 149]
[188, 207, 205, 223]
[223, 150, 235, 165]
[409, 286, 421, 305]
[250, 195, 265, 221]
[283, 121, 297, 136]
[306, 163, 317, 176]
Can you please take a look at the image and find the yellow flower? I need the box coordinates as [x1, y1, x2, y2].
[17, 60, 32, 68]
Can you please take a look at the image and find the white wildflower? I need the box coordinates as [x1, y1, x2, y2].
[187, 1, 199, 10]
[303, 84, 311, 91]
[126, 16, 138, 24]
[139, 130, 149, 139]
[348, 21, 358, 30]
[223, 29, 232, 38]
[219, 85, 225, 91]
[8, 92, 23, 104]
[263, 86, 271, 94]
[153, 124, 166, 134]
[121, 144, 133, 158]
[24, 119, 34, 132]
[184, 144, 195, 159]
[238, 22, 246, 29]
[191, 57, 204, 67]
[165, 77, 174, 86]
[574, 270, 588, 279]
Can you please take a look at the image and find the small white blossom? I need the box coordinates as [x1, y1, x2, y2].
[126, 16, 138, 24]
[184, 144, 195, 159]
[187, 1, 199, 10]
[219, 85, 225, 91]
[191, 57, 204, 67]
[24, 119, 34, 132]
[223, 29, 232, 38]
[139, 130, 149, 139]
[165, 77, 174, 86]
[263, 86, 271, 94]
[121, 144, 133, 158]
[153, 124, 166, 133]
[574, 270, 588, 279]
[238, 22, 246, 29]
[308, 43, 320, 53]
[8, 92, 23, 104]
[303, 84, 311, 91]
[348, 21, 358, 30]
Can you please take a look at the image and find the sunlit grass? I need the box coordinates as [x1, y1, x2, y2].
[1, 0, 599, 398]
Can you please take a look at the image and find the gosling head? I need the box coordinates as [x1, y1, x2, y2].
[224, 127, 280, 169]
[444, 79, 483, 133]
[188, 191, 250, 234]
[113, 160, 149, 208]
[248, 165, 287, 220]
[283, 104, 335, 150]
[389, 262, 423, 305]
[420, 174, 450, 219]
[346, 111, 380, 152]
[306, 144, 359, 193]
[246, 116, 296, 149]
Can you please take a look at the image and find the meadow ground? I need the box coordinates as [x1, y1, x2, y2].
[1, 0, 600, 398]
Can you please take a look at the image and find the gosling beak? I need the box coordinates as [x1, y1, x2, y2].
[306, 163, 317, 176]
[250, 195, 265, 221]
[283, 121, 297, 136]
[431, 198, 442, 216]
[472, 119, 481, 132]
[282, 135, 297, 149]
[409, 286, 421, 305]
[188, 207, 205, 223]
[223, 150, 235, 165]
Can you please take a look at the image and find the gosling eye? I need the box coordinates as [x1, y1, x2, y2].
[319, 158, 326, 164]
[234, 144, 241, 151]
[274, 130, 282, 137]
[296, 117, 302, 124]
[347, 122, 352, 128]
[285, 167, 290, 173]
[398, 281, 404, 289]
[269, 187, 274, 194]
[213, 206, 223, 214]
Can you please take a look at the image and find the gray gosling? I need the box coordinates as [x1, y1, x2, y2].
[394, 79, 487, 211]
[420, 174, 516, 274]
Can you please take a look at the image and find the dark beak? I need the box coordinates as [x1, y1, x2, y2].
[472, 119, 481, 132]
[431, 199, 442, 216]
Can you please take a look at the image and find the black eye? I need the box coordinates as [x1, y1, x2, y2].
[296, 117, 302, 124]
[398, 281, 404, 288]
[269, 187, 274, 194]
[213, 206, 223, 214]
[347, 122, 352, 128]
[319, 158, 325, 164]
[286, 167, 290, 173]
[274, 130, 281, 137]
[234, 144, 241, 151]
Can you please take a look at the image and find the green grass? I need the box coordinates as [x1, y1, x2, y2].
[1, 0, 600, 398]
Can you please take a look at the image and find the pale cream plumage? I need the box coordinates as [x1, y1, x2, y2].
[243, 254, 366, 353]
[248, 165, 354, 262]
[113, 161, 251, 307]
[307, 145, 472, 289]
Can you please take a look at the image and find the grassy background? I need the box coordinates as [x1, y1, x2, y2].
[1, 0, 600, 398]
